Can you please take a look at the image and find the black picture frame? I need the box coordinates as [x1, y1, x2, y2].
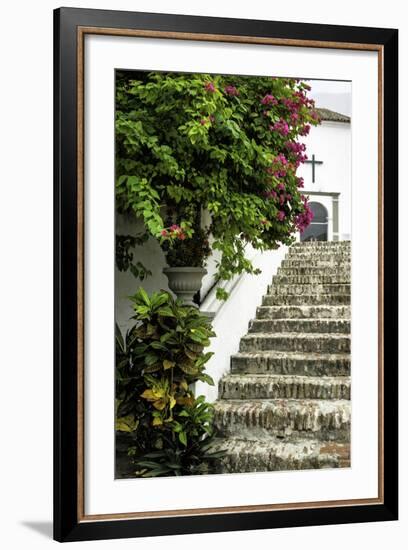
[54, 7, 398, 542]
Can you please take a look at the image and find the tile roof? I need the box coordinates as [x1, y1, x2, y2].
[316, 108, 351, 123]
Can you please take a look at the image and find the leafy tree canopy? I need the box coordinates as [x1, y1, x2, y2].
[116, 71, 319, 298]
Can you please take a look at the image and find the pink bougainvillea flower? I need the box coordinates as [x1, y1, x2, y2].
[264, 190, 277, 199]
[296, 176, 304, 188]
[284, 141, 308, 167]
[277, 182, 285, 191]
[295, 203, 314, 232]
[295, 153, 308, 167]
[282, 98, 300, 112]
[277, 211, 286, 221]
[275, 153, 288, 165]
[261, 94, 278, 106]
[200, 118, 207, 125]
[270, 119, 290, 136]
[224, 85, 239, 96]
[161, 229, 168, 237]
[285, 141, 306, 154]
[178, 232, 186, 240]
[299, 124, 311, 136]
[170, 224, 180, 231]
[204, 82, 216, 92]
[294, 91, 308, 105]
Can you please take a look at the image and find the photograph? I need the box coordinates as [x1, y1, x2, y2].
[51, 6, 398, 542]
[114, 71, 352, 479]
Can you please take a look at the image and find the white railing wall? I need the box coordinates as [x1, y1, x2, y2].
[197, 245, 288, 403]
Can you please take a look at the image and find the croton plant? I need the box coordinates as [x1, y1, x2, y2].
[115, 289, 224, 477]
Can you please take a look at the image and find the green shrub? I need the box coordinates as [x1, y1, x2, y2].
[115, 289, 224, 477]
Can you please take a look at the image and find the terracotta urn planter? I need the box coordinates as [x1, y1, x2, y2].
[163, 267, 207, 307]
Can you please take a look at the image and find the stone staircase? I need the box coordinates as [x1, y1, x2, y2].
[211, 240, 351, 473]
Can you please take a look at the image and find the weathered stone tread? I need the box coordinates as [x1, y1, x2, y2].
[267, 283, 350, 296]
[210, 437, 350, 473]
[213, 399, 351, 441]
[263, 293, 350, 305]
[256, 305, 350, 319]
[240, 332, 350, 353]
[277, 266, 350, 276]
[219, 374, 351, 400]
[249, 318, 350, 334]
[231, 350, 350, 376]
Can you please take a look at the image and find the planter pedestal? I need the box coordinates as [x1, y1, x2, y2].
[163, 267, 207, 307]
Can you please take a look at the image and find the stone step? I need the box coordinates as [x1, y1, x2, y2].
[272, 274, 350, 285]
[286, 256, 351, 265]
[213, 399, 351, 441]
[287, 249, 351, 258]
[240, 333, 350, 353]
[291, 241, 350, 250]
[282, 259, 350, 268]
[277, 266, 350, 277]
[249, 318, 350, 334]
[256, 305, 351, 320]
[267, 283, 350, 296]
[219, 374, 351, 400]
[231, 351, 350, 376]
[210, 438, 351, 473]
[263, 294, 350, 306]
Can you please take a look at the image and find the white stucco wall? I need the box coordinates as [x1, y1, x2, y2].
[115, 214, 169, 334]
[197, 245, 287, 402]
[297, 120, 352, 240]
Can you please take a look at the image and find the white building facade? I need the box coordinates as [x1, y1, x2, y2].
[296, 108, 351, 242]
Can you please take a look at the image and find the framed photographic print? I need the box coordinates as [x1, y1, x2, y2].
[53, 7, 398, 542]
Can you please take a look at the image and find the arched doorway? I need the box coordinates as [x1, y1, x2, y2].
[300, 201, 328, 242]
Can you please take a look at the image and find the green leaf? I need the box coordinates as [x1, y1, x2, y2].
[178, 431, 187, 446]
[143, 364, 161, 373]
[138, 287, 150, 307]
[144, 353, 158, 366]
[157, 306, 175, 317]
[179, 361, 199, 375]
[198, 373, 215, 386]
[151, 293, 169, 309]
[116, 415, 138, 432]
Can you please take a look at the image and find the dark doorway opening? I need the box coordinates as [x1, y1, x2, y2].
[300, 201, 328, 241]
